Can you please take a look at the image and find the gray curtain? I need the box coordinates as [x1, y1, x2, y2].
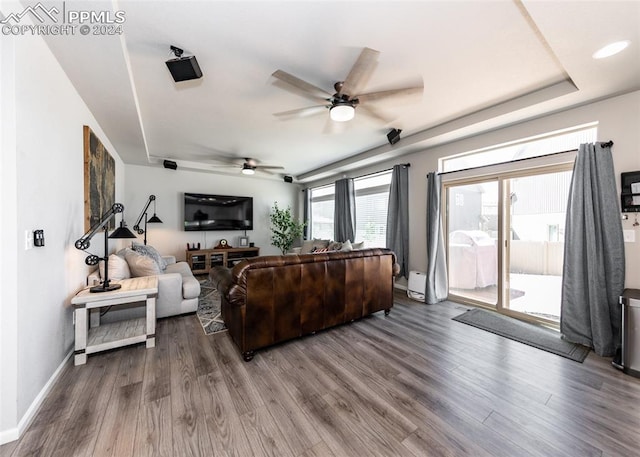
[561, 142, 625, 357]
[303, 188, 310, 240]
[386, 164, 409, 278]
[426, 172, 448, 304]
[334, 178, 355, 242]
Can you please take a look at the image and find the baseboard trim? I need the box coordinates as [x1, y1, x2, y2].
[0, 349, 72, 445]
[394, 283, 408, 291]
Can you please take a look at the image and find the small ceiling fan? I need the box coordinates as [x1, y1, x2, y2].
[207, 157, 285, 176]
[238, 158, 284, 175]
[272, 47, 423, 124]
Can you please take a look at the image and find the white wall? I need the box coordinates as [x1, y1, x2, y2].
[305, 90, 640, 289]
[124, 165, 300, 259]
[0, 28, 126, 441]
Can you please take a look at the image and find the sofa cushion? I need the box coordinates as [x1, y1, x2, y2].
[132, 243, 167, 270]
[340, 240, 353, 251]
[124, 248, 162, 277]
[98, 253, 131, 280]
[165, 261, 200, 299]
[328, 241, 343, 251]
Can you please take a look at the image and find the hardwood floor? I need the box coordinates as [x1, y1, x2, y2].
[3, 291, 640, 457]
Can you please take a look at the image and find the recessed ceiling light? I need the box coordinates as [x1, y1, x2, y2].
[593, 40, 630, 59]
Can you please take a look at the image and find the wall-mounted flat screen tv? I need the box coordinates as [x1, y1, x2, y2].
[184, 193, 253, 231]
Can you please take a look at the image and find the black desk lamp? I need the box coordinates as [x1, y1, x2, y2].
[75, 203, 136, 293]
[133, 195, 163, 245]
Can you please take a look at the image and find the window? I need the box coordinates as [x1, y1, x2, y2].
[308, 170, 393, 246]
[309, 185, 335, 240]
[354, 171, 392, 247]
[439, 123, 598, 173]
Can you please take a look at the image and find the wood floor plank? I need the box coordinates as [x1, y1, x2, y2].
[307, 339, 418, 442]
[264, 342, 340, 402]
[6, 419, 66, 457]
[447, 360, 603, 457]
[298, 440, 335, 457]
[298, 393, 380, 457]
[51, 349, 124, 457]
[483, 410, 574, 457]
[132, 396, 173, 457]
[92, 382, 143, 457]
[141, 333, 172, 403]
[212, 335, 265, 416]
[239, 406, 296, 457]
[23, 358, 89, 433]
[401, 427, 467, 457]
[168, 316, 213, 457]
[184, 314, 221, 377]
[197, 368, 254, 457]
[242, 355, 323, 455]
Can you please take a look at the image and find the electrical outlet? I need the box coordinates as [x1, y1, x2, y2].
[623, 229, 636, 243]
[25, 230, 33, 250]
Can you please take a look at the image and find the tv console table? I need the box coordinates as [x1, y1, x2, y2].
[186, 246, 260, 274]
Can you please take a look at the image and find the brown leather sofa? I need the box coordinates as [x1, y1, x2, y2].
[211, 248, 398, 361]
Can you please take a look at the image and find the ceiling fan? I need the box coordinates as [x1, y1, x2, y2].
[239, 158, 285, 175]
[272, 47, 423, 124]
[207, 157, 285, 176]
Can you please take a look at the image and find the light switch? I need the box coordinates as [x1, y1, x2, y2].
[623, 229, 636, 243]
[25, 230, 33, 250]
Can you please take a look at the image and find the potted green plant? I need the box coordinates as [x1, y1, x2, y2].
[270, 202, 306, 255]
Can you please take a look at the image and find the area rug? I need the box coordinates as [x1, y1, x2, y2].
[452, 308, 590, 362]
[196, 279, 227, 335]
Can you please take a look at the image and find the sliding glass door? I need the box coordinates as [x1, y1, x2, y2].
[446, 180, 499, 306]
[445, 165, 572, 325]
[503, 170, 572, 322]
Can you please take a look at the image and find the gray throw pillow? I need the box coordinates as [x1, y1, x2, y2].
[124, 248, 162, 277]
[132, 243, 167, 270]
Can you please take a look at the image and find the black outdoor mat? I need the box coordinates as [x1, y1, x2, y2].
[453, 308, 590, 363]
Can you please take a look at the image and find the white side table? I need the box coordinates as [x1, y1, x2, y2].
[71, 276, 158, 365]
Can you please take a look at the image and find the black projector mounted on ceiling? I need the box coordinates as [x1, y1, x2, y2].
[165, 45, 202, 82]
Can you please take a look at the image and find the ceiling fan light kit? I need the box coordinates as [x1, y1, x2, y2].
[241, 163, 256, 175]
[330, 103, 355, 122]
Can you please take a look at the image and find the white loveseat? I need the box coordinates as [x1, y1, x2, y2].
[88, 252, 200, 319]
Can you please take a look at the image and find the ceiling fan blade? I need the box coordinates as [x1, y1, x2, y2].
[358, 105, 394, 124]
[205, 163, 239, 168]
[273, 105, 328, 118]
[257, 168, 282, 176]
[339, 47, 380, 98]
[356, 84, 423, 104]
[272, 70, 332, 100]
[257, 165, 285, 170]
[201, 154, 245, 165]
